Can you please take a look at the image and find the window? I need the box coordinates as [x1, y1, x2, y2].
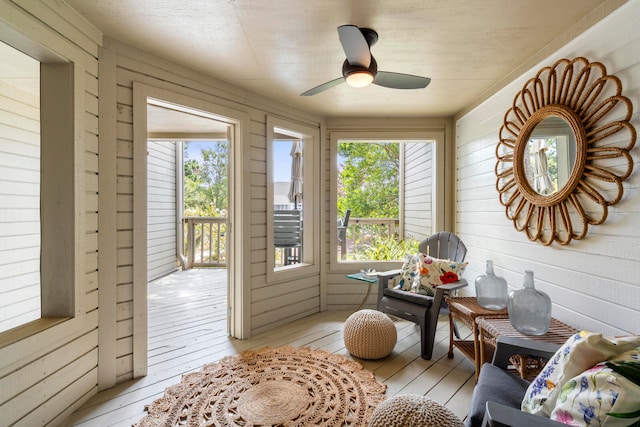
[0, 42, 40, 332]
[267, 117, 319, 281]
[330, 131, 443, 270]
[0, 40, 76, 335]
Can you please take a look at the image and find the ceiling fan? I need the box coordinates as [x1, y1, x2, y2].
[300, 25, 431, 96]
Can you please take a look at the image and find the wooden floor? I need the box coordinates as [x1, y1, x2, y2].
[65, 268, 476, 426]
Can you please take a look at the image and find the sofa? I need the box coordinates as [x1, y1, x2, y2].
[467, 333, 640, 427]
[466, 336, 562, 427]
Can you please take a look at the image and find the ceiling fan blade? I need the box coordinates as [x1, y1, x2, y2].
[337, 25, 371, 68]
[374, 71, 431, 89]
[300, 77, 344, 96]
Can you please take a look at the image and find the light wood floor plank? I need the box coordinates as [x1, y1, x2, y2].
[65, 269, 474, 426]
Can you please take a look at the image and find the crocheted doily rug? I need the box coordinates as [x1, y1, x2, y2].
[134, 346, 387, 426]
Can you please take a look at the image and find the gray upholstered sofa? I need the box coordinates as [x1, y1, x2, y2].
[466, 336, 563, 427]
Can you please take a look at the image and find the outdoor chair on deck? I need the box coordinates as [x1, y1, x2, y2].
[273, 209, 302, 265]
[377, 231, 468, 359]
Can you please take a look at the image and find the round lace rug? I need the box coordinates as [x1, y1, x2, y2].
[134, 346, 387, 426]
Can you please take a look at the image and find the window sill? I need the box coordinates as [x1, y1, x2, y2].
[0, 317, 69, 349]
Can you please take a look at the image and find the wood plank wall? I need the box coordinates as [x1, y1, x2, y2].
[146, 140, 179, 281]
[404, 142, 434, 241]
[103, 37, 323, 378]
[0, 0, 102, 424]
[455, 0, 640, 335]
[0, 44, 40, 333]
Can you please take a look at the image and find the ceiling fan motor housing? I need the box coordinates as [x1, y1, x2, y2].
[342, 56, 378, 79]
[359, 28, 379, 47]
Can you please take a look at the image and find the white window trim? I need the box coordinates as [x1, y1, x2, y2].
[266, 116, 321, 283]
[131, 83, 251, 377]
[329, 130, 445, 273]
[0, 42, 87, 369]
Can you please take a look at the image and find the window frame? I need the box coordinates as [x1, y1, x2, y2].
[0, 31, 86, 352]
[266, 116, 320, 283]
[329, 130, 445, 273]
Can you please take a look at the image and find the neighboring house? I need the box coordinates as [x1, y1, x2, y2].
[0, 1, 638, 425]
[273, 181, 295, 210]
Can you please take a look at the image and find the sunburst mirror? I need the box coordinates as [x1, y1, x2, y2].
[495, 57, 636, 245]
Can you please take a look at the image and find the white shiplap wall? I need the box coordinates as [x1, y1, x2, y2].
[403, 142, 434, 241]
[455, 0, 640, 336]
[147, 140, 179, 281]
[102, 36, 323, 380]
[0, 48, 40, 333]
[0, 0, 101, 424]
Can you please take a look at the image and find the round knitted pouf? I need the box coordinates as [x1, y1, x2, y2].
[368, 395, 464, 427]
[343, 309, 397, 359]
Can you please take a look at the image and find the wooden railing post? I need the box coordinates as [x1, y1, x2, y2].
[183, 216, 228, 268]
[187, 219, 195, 269]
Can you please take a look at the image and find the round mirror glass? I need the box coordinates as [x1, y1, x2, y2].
[523, 116, 576, 196]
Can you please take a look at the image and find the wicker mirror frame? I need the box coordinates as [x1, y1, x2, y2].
[495, 57, 636, 245]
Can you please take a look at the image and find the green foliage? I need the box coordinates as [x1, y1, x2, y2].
[357, 236, 420, 261]
[337, 142, 399, 219]
[183, 141, 228, 217]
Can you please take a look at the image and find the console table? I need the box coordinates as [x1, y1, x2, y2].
[476, 316, 578, 380]
[445, 297, 508, 381]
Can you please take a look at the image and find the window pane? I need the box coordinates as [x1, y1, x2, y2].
[337, 139, 434, 262]
[0, 42, 41, 332]
[273, 136, 303, 268]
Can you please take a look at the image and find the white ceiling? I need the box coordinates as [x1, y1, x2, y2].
[66, 0, 610, 119]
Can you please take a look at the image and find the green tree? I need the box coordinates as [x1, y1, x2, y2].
[183, 141, 228, 217]
[337, 142, 399, 219]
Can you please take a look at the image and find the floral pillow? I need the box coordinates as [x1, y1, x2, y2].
[522, 331, 640, 417]
[397, 253, 419, 291]
[411, 254, 468, 295]
[549, 347, 640, 426]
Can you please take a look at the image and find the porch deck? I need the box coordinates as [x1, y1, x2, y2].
[66, 268, 476, 426]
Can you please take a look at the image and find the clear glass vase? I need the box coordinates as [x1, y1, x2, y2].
[475, 260, 508, 310]
[508, 270, 551, 335]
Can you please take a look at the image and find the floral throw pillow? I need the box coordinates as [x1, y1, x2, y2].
[549, 347, 640, 426]
[521, 332, 640, 418]
[411, 254, 467, 295]
[397, 253, 419, 291]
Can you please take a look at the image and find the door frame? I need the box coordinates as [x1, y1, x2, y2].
[131, 82, 250, 377]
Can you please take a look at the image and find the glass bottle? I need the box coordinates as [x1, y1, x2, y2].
[475, 260, 508, 310]
[508, 270, 552, 335]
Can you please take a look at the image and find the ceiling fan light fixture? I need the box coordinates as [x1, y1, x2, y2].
[345, 70, 374, 87]
[300, 26, 430, 96]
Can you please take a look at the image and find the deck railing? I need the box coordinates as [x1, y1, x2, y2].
[338, 217, 399, 260]
[184, 216, 227, 268]
[183, 215, 398, 266]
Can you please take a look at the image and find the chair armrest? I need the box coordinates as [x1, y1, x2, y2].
[376, 269, 402, 304]
[377, 269, 402, 289]
[437, 278, 468, 292]
[377, 269, 402, 280]
[484, 401, 563, 427]
[492, 336, 561, 370]
[433, 279, 468, 312]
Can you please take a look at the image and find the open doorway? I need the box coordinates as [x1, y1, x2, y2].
[130, 83, 249, 377]
[146, 100, 231, 323]
[146, 105, 231, 277]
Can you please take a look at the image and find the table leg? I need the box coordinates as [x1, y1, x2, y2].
[448, 311, 455, 358]
[357, 282, 372, 310]
[472, 322, 481, 382]
[479, 331, 486, 375]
